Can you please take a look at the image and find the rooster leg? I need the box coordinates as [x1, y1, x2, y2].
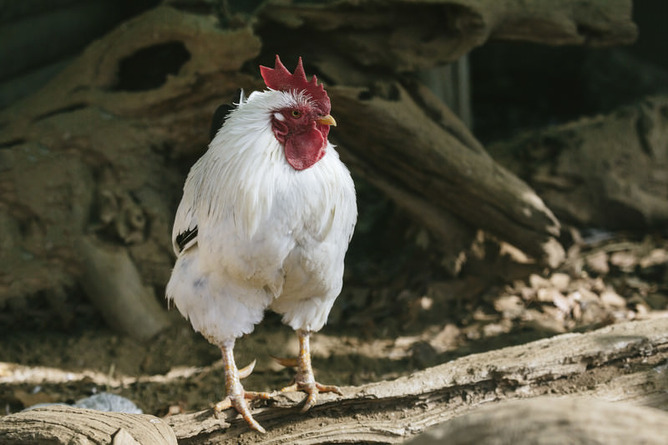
[279, 329, 343, 412]
[213, 341, 271, 433]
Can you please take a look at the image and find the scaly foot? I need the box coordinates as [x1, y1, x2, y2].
[215, 348, 271, 433]
[274, 330, 343, 412]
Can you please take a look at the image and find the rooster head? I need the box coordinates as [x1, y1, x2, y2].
[260, 56, 336, 170]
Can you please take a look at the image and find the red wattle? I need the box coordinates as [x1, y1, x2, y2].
[284, 128, 326, 170]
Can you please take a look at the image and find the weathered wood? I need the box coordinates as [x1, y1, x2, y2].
[405, 397, 668, 445]
[0, 6, 263, 339]
[489, 95, 668, 229]
[1, 319, 664, 443]
[329, 83, 564, 267]
[0, 0, 638, 332]
[162, 317, 668, 444]
[0, 405, 178, 445]
[76, 236, 172, 341]
[259, 0, 637, 73]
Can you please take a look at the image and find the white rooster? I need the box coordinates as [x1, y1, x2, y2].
[166, 56, 357, 432]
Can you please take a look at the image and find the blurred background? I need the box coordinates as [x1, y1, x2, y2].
[0, 0, 666, 426]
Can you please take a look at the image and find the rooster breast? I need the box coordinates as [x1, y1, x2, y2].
[166, 90, 357, 345]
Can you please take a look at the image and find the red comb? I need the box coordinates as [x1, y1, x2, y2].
[260, 55, 330, 113]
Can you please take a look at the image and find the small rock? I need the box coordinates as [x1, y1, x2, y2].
[600, 288, 627, 308]
[522, 309, 566, 333]
[639, 248, 668, 268]
[520, 287, 536, 301]
[552, 292, 573, 315]
[585, 251, 609, 275]
[579, 301, 607, 326]
[610, 251, 637, 272]
[430, 323, 460, 352]
[482, 319, 512, 337]
[549, 273, 571, 292]
[635, 302, 650, 317]
[529, 274, 551, 289]
[570, 288, 599, 306]
[536, 288, 564, 304]
[494, 295, 524, 319]
[590, 277, 607, 293]
[74, 393, 142, 414]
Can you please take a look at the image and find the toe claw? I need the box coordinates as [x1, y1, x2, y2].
[231, 395, 267, 433]
[315, 383, 343, 396]
[214, 394, 267, 433]
[238, 359, 257, 379]
[301, 388, 318, 412]
[235, 402, 266, 434]
[219, 346, 268, 432]
[245, 390, 273, 400]
[279, 383, 299, 393]
[272, 356, 299, 368]
[279, 381, 342, 411]
[213, 397, 232, 415]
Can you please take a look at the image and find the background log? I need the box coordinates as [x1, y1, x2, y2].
[258, 0, 637, 73]
[328, 82, 564, 268]
[489, 95, 668, 229]
[0, 6, 263, 338]
[0, 0, 638, 332]
[0, 0, 127, 108]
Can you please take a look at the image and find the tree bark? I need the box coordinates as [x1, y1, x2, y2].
[2, 318, 665, 443]
[0, 6, 263, 339]
[405, 397, 668, 445]
[259, 0, 637, 73]
[489, 95, 668, 229]
[328, 82, 564, 267]
[163, 317, 667, 444]
[0, 405, 178, 445]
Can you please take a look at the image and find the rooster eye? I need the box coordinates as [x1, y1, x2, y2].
[291, 110, 302, 118]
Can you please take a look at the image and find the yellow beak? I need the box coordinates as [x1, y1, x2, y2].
[317, 114, 337, 126]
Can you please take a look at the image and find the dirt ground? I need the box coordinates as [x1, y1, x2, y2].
[1, 211, 667, 421]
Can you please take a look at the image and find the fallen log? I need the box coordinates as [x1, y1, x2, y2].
[0, 405, 177, 445]
[2, 318, 665, 444]
[164, 317, 668, 444]
[329, 82, 564, 268]
[258, 0, 637, 73]
[489, 95, 668, 229]
[406, 397, 668, 445]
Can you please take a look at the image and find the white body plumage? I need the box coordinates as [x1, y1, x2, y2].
[166, 89, 357, 346]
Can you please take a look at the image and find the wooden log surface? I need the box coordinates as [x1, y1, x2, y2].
[2, 317, 664, 444]
[164, 317, 668, 444]
[405, 397, 668, 445]
[489, 95, 668, 229]
[0, 405, 178, 445]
